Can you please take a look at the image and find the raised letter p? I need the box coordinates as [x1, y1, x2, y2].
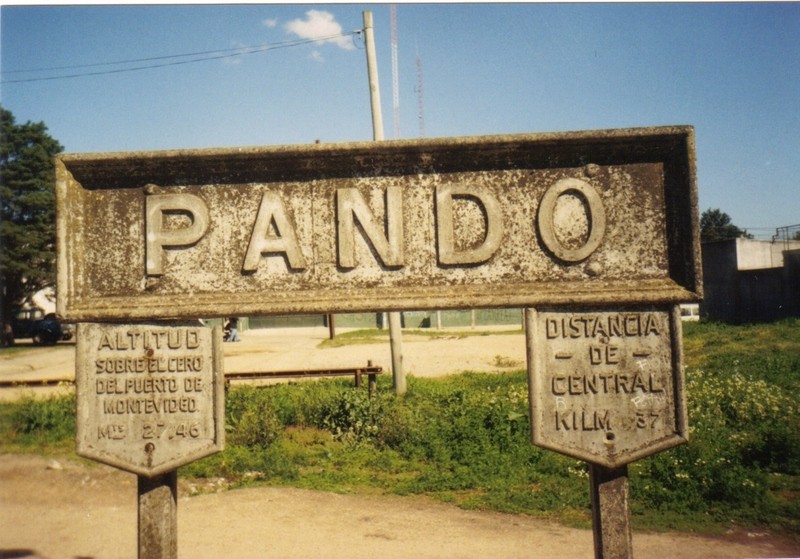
[145, 193, 209, 276]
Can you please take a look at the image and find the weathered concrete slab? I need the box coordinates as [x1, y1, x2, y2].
[56, 127, 700, 321]
[75, 323, 225, 477]
[526, 306, 688, 467]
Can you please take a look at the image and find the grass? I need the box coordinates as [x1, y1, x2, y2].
[317, 327, 522, 348]
[0, 319, 798, 539]
[683, 320, 800, 393]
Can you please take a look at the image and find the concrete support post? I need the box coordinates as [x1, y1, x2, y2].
[389, 310, 406, 394]
[138, 470, 178, 559]
[590, 464, 633, 559]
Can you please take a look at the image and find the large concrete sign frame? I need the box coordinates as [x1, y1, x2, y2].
[56, 127, 700, 322]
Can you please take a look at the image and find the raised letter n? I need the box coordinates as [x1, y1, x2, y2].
[337, 187, 403, 269]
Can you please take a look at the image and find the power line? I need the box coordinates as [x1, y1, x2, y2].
[1, 43, 269, 75]
[2, 32, 361, 85]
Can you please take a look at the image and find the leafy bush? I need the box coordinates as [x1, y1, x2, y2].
[631, 363, 799, 524]
[318, 386, 382, 443]
[7, 393, 75, 444]
[225, 387, 282, 448]
[687, 368, 799, 474]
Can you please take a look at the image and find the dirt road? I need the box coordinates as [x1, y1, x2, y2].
[2, 454, 798, 559]
[0, 326, 527, 397]
[1, 327, 798, 558]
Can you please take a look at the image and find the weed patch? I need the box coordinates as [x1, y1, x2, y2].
[2, 393, 76, 448]
[317, 328, 521, 349]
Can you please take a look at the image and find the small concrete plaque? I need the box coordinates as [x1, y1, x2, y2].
[526, 307, 687, 468]
[76, 323, 224, 477]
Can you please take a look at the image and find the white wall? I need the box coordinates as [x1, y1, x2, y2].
[736, 238, 800, 270]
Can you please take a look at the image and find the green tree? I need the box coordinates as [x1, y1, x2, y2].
[700, 208, 752, 242]
[0, 106, 64, 320]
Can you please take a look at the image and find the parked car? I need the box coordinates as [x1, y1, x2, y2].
[6, 309, 67, 346]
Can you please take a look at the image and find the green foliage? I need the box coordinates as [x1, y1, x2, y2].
[631, 366, 795, 519]
[317, 328, 521, 349]
[317, 329, 390, 348]
[0, 106, 64, 317]
[3, 393, 75, 446]
[700, 208, 753, 242]
[185, 439, 299, 481]
[684, 318, 800, 392]
[318, 387, 382, 443]
[225, 386, 283, 448]
[629, 320, 799, 531]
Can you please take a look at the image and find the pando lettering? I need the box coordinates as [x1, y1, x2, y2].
[144, 178, 607, 276]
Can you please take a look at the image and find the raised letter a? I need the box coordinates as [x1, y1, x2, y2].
[243, 192, 307, 272]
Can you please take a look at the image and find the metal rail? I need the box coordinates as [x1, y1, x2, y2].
[0, 362, 383, 393]
[0, 378, 72, 388]
[225, 362, 382, 396]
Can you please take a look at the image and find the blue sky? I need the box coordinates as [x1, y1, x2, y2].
[1, 3, 798, 237]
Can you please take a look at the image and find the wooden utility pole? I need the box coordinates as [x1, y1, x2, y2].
[363, 10, 406, 394]
[363, 11, 384, 141]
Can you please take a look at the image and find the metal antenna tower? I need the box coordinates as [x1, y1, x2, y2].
[390, 5, 400, 139]
[415, 43, 425, 138]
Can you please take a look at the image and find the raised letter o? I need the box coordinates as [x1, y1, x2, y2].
[537, 178, 606, 262]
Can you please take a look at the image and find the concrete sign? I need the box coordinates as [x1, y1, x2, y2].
[526, 307, 688, 468]
[76, 323, 225, 477]
[56, 127, 700, 322]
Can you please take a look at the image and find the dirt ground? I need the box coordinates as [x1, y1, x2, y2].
[0, 325, 528, 398]
[1, 326, 799, 558]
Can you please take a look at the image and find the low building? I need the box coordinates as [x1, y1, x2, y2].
[701, 237, 800, 323]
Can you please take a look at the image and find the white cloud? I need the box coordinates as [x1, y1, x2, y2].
[285, 10, 354, 51]
[310, 50, 324, 62]
[262, 18, 278, 29]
